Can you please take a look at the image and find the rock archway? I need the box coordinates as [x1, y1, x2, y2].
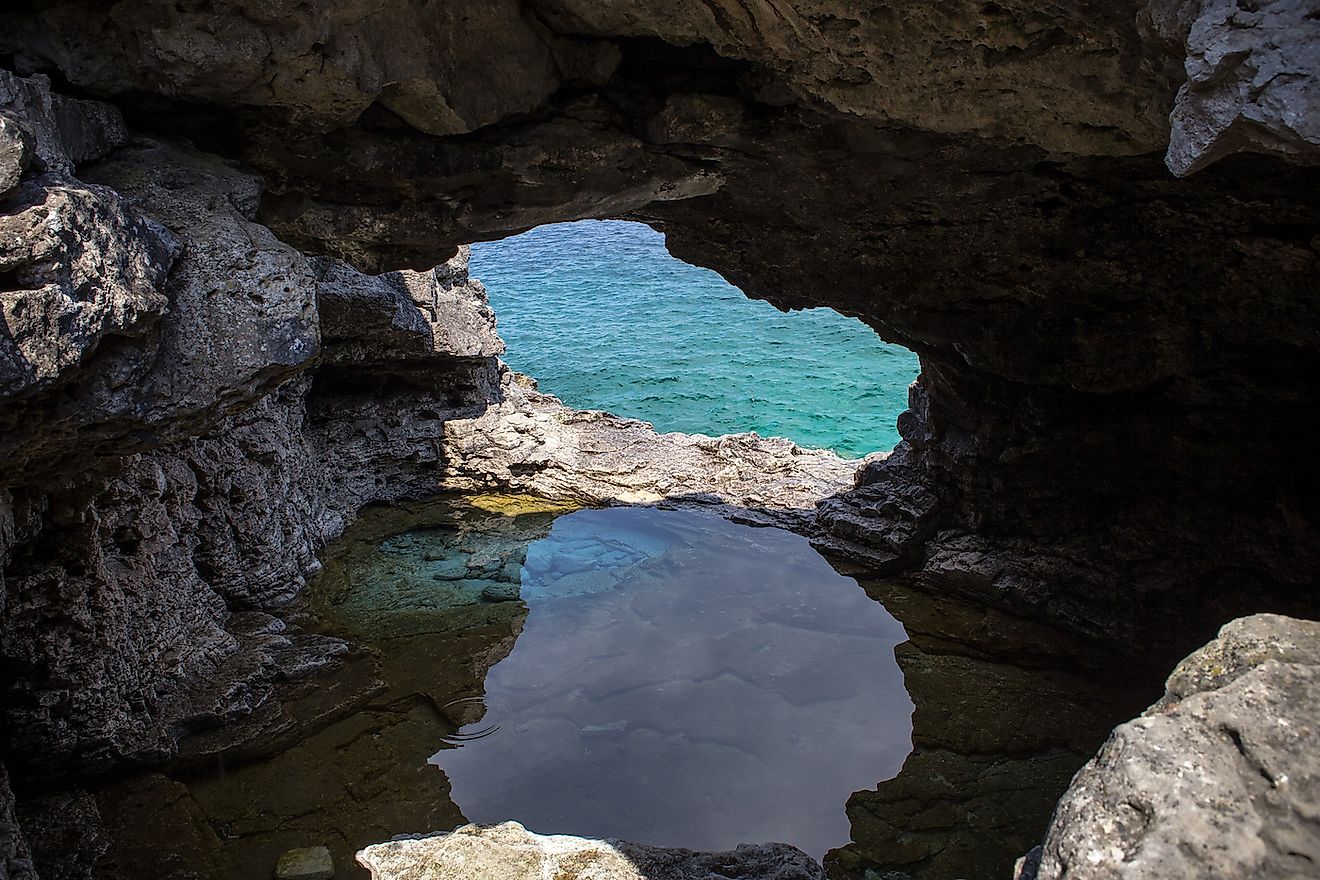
[0, 2, 1317, 878]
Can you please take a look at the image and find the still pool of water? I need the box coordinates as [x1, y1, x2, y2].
[90, 497, 1153, 880]
[428, 507, 914, 856]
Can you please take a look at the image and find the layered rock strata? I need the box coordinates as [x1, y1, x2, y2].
[440, 370, 858, 527]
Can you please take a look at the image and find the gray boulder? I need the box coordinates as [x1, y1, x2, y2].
[1023, 613, 1320, 879]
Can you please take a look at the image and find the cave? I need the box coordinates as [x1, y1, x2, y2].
[0, 3, 1318, 880]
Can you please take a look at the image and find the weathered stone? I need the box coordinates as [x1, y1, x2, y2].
[440, 369, 860, 528]
[276, 846, 334, 880]
[0, 764, 36, 880]
[0, 176, 177, 398]
[829, 593, 1151, 880]
[92, 774, 231, 880]
[1145, 0, 1320, 175]
[1, 1, 1177, 157]
[0, 10, 1313, 880]
[0, 70, 127, 175]
[357, 821, 824, 880]
[0, 72, 178, 411]
[1025, 614, 1320, 880]
[0, 114, 33, 201]
[314, 248, 503, 367]
[14, 788, 105, 880]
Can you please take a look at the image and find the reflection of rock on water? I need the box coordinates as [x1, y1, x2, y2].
[826, 579, 1158, 880]
[434, 506, 914, 860]
[92, 497, 563, 880]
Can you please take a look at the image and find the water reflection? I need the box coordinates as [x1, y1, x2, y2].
[88, 497, 1155, 880]
[429, 507, 913, 857]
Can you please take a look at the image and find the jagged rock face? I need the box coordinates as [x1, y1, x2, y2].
[1146, 0, 1320, 175]
[0, 765, 35, 880]
[0, 71, 176, 409]
[1024, 614, 1320, 880]
[0, 69, 507, 796]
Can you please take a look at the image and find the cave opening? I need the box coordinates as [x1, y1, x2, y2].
[469, 219, 921, 459]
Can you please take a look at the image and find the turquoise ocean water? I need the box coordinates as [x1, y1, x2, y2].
[470, 221, 919, 458]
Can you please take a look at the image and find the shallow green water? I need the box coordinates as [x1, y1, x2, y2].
[470, 221, 920, 457]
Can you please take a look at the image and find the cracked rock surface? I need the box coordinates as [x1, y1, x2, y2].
[0, 5, 1316, 880]
[1023, 613, 1320, 880]
[1146, 0, 1320, 175]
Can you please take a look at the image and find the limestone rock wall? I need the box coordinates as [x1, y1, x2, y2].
[0, 4, 1316, 879]
[1145, 0, 1320, 175]
[1022, 614, 1320, 880]
[0, 69, 512, 874]
[0, 65, 856, 878]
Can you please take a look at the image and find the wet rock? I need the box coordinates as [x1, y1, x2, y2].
[831, 614, 1147, 880]
[0, 70, 518, 791]
[0, 1, 1313, 666]
[0, 69, 127, 175]
[480, 583, 520, 603]
[276, 846, 334, 880]
[14, 787, 105, 880]
[92, 774, 230, 880]
[357, 821, 824, 880]
[1025, 614, 1320, 879]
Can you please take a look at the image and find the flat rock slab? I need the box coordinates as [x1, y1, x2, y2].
[277, 845, 334, 880]
[357, 821, 823, 880]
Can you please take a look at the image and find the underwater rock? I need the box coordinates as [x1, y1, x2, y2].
[357, 821, 824, 880]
